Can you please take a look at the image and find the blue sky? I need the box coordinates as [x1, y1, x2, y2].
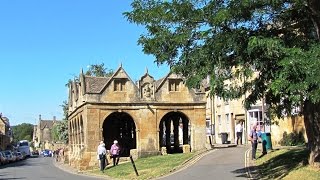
[0, 1, 169, 125]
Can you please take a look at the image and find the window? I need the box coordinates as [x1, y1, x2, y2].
[226, 113, 229, 124]
[248, 109, 270, 132]
[218, 115, 221, 125]
[169, 79, 180, 91]
[114, 79, 126, 91]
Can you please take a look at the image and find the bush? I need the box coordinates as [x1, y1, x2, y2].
[279, 131, 305, 146]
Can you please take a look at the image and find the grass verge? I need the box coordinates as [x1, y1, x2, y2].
[254, 147, 320, 180]
[87, 153, 195, 180]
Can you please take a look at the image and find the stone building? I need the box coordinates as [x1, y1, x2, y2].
[68, 66, 207, 170]
[205, 71, 306, 146]
[33, 115, 58, 150]
[0, 115, 12, 151]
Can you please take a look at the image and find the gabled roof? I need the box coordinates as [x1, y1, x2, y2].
[155, 72, 185, 92]
[84, 76, 110, 94]
[39, 120, 55, 130]
[83, 65, 139, 94]
[100, 65, 139, 92]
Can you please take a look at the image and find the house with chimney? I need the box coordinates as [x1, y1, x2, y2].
[33, 115, 58, 150]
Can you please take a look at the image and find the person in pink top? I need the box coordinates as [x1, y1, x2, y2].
[110, 140, 121, 166]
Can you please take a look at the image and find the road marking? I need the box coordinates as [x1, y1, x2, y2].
[245, 148, 253, 179]
[244, 148, 254, 179]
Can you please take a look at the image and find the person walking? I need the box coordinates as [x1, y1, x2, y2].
[110, 140, 121, 166]
[235, 121, 243, 145]
[249, 125, 258, 160]
[97, 141, 107, 173]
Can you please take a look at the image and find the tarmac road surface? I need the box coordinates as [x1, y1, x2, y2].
[159, 146, 248, 180]
[0, 156, 102, 180]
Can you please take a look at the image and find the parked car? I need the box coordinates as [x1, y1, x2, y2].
[32, 150, 39, 156]
[3, 150, 15, 162]
[0, 151, 8, 165]
[14, 151, 24, 161]
[42, 149, 52, 157]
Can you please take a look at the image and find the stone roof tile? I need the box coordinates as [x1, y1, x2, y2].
[85, 76, 110, 94]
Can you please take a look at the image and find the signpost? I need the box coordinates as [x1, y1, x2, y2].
[130, 155, 139, 176]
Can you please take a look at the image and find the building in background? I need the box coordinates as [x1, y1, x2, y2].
[0, 114, 12, 150]
[33, 115, 58, 150]
[205, 70, 306, 146]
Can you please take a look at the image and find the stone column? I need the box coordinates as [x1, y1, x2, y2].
[173, 118, 180, 151]
[183, 121, 189, 145]
[165, 119, 171, 150]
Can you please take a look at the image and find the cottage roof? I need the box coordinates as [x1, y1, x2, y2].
[39, 120, 55, 130]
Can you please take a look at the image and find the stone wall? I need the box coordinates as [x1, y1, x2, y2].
[271, 115, 307, 146]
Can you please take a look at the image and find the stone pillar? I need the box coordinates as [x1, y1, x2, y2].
[173, 118, 180, 150]
[165, 119, 171, 150]
[182, 144, 190, 153]
[183, 121, 189, 145]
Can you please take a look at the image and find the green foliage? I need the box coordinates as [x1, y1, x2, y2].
[12, 123, 34, 143]
[51, 101, 69, 143]
[85, 63, 114, 77]
[279, 131, 305, 146]
[125, 0, 320, 113]
[51, 123, 60, 142]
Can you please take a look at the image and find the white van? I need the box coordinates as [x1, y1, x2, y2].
[17, 140, 31, 157]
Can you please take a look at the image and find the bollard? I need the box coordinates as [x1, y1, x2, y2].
[130, 155, 139, 176]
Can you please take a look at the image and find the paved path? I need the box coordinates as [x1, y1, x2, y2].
[0, 156, 101, 180]
[159, 146, 249, 180]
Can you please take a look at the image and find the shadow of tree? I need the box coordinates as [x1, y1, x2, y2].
[231, 167, 249, 178]
[256, 148, 308, 179]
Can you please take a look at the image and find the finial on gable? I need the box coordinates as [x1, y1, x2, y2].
[120, 62, 122, 68]
[81, 68, 84, 75]
[145, 67, 148, 74]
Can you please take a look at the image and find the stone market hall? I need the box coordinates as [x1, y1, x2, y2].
[68, 65, 206, 170]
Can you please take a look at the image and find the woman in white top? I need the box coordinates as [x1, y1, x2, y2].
[97, 141, 107, 172]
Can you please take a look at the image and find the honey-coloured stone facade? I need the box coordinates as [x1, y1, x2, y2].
[68, 66, 207, 170]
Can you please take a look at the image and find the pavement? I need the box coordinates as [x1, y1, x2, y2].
[54, 144, 258, 179]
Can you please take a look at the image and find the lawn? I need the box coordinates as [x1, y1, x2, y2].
[254, 147, 320, 180]
[87, 153, 195, 180]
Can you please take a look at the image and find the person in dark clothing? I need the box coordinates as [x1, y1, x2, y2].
[249, 125, 258, 160]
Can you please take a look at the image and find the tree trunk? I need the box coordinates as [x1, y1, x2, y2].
[308, 0, 320, 40]
[303, 100, 320, 167]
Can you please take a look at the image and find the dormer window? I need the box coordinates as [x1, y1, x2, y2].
[114, 79, 126, 91]
[169, 79, 180, 92]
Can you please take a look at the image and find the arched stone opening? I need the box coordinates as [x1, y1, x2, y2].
[159, 112, 190, 154]
[102, 112, 136, 157]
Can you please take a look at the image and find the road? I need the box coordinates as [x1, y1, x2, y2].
[0, 156, 102, 180]
[0, 146, 250, 180]
[159, 146, 248, 180]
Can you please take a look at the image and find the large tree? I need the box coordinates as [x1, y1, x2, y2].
[125, 0, 320, 166]
[12, 123, 34, 143]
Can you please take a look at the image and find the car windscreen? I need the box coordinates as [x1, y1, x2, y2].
[19, 142, 29, 146]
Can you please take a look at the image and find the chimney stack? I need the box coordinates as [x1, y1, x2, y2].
[39, 114, 41, 120]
